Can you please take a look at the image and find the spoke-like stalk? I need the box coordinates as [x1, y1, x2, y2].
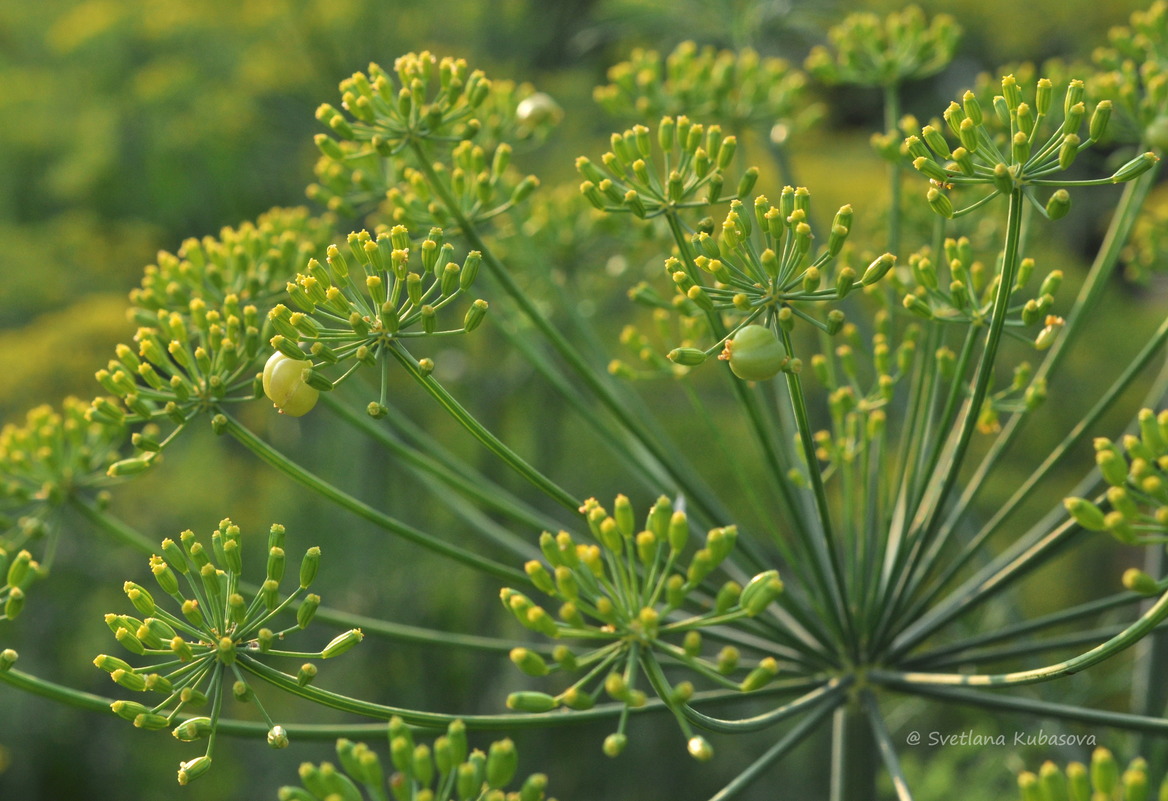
[873, 187, 1026, 651]
[873, 585, 1168, 687]
[706, 692, 843, 801]
[386, 341, 580, 512]
[861, 690, 914, 801]
[219, 412, 526, 584]
[882, 682, 1168, 735]
[681, 676, 850, 733]
[938, 169, 1159, 547]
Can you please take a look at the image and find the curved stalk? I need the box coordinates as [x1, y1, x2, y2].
[386, 341, 580, 512]
[219, 412, 526, 584]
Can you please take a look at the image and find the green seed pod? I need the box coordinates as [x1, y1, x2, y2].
[173, 717, 214, 742]
[509, 647, 550, 677]
[506, 691, 558, 712]
[297, 594, 321, 628]
[726, 325, 785, 381]
[1046, 190, 1071, 220]
[1092, 748, 1119, 797]
[687, 736, 714, 762]
[1064, 497, 1107, 531]
[322, 629, 364, 658]
[741, 569, 784, 615]
[486, 739, 517, 789]
[299, 546, 321, 589]
[740, 657, 780, 692]
[602, 733, 627, 757]
[1123, 568, 1159, 596]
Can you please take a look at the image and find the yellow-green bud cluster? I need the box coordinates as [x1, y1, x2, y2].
[805, 7, 961, 88]
[95, 295, 264, 469]
[890, 238, 1064, 354]
[594, 40, 819, 136]
[501, 493, 783, 757]
[805, 316, 912, 470]
[1091, 2, 1168, 149]
[1016, 748, 1164, 801]
[97, 521, 358, 785]
[659, 191, 875, 358]
[1, 397, 125, 616]
[130, 208, 336, 313]
[576, 116, 757, 219]
[1065, 409, 1168, 555]
[382, 138, 540, 231]
[272, 224, 487, 417]
[907, 74, 1158, 220]
[280, 718, 557, 801]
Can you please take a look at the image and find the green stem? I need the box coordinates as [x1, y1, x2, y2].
[861, 690, 914, 801]
[874, 187, 1026, 651]
[219, 412, 526, 584]
[681, 676, 850, 733]
[903, 590, 1142, 668]
[69, 496, 157, 553]
[706, 692, 842, 801]
[780, 329, 855, 651]
[386, 342, 580, 512]
[900, 314, 1168, 622]
[938, 169, 1158, 550]
[880, 682, 1168, 735]
[831, 697, 878, 801]
[408, 141, 738, 536]
[873, 585, 1168, 687]
[323, 392, 561, 536]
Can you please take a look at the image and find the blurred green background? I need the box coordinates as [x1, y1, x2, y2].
[0, 0, 1163, 799]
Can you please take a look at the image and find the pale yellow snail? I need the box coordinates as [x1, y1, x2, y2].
[262, 352, 319, 416]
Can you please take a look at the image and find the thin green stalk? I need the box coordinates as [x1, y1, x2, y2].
[861, 690, 914, 801]
[884, 83, 903, 257]
[903, 311, 1168, 621]
[903, 590, 1142, 667]
[880, 682, 1168, 735]
[873, 187, 1027, 651]
[780, 329, 855, 651]
[219, 412, 526, 584]
[69, 496, 157, 553]
[681, 676, 850, 733]
[939, 169, 1158, 542]
[706, 692, 843, 801]
[323, 392, 561, 535]
[386, 341, 580, 512]
[911, 623, 1168, 671]
[1133, 544, 1168, 758]
[872, 585, 1168, 687]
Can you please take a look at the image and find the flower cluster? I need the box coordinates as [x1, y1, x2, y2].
[309, 53, 542, 230]
[91, 295, 265, 472]
[575, 116, 757, 220]
[891, 237, 1066, 350]
[278, 718, 555, 801]
[266, 224, 487, 417]
[129, 207, 336, 314]
[805, 5, 960, 88]
[594, 41, 819, 142]
[0, 398, 127, 619]
[906, 74, 1159, 219]
[94, 520, 362, 784]
[1064, 408, 1168, 561]
[501, 494, 783, 759]
[1017, 748, 1164, 801]
[1090, 1, 1168, 148]
[658, 190, 895, 379]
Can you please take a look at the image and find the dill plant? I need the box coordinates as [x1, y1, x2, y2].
[3, 4, 1168, 800]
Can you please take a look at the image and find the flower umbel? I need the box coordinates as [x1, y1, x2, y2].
[501, 494, 783, 759]
[95, 520, 361, 783]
